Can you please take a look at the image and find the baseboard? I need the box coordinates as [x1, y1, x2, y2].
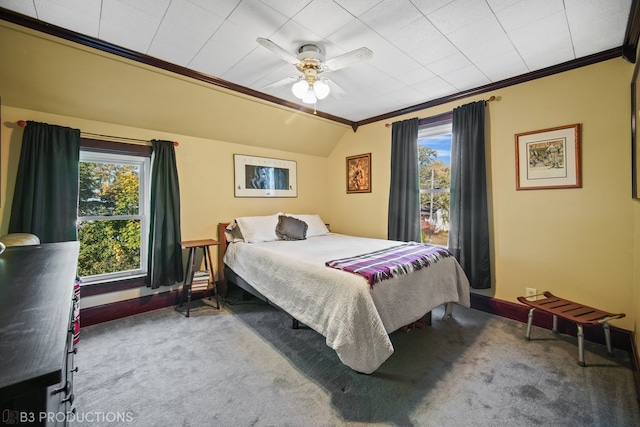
[80, 287, 208, 327]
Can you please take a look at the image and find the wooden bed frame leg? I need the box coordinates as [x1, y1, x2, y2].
[426, 311, 432, 326]
[292, 318, 300, 329]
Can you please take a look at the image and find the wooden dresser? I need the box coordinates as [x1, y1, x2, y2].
[0, 242, 79, 426]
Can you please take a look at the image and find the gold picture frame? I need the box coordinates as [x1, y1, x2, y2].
[346, 153, 371, 193]
[515, 124, 581, 190]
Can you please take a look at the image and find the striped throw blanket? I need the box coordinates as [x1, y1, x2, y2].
[325, 242, 453, 288]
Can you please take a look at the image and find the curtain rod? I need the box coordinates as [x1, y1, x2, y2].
[16, 120, 179, 146]
[384, 95, 497, 128]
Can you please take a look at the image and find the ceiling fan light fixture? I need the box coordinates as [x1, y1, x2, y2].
[257, 37, 373, 106]
[292, 79, 309, 99]
[313, 79, 330, 100]
[302, 87, 317, 104]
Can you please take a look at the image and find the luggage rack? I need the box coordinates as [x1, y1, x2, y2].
[517, 291, 625, 366]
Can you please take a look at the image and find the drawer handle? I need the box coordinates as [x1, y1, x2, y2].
[71, 366, 79, 373]
[53, 381, 71, 395]
[62, 393, 74, 405]
[69, 347, 78, 355]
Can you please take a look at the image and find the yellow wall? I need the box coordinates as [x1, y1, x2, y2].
[0, 19, 638, 347]
[327, 58, 637, 334]
[1, 106, 332, 232]
[0, 106, 332, 307]
[0, 21, 350, 158]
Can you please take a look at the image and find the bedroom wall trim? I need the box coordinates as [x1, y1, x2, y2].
[0, 8, 352, 128]
[81, 287, 209, 326]
[80, 276, 147, 298]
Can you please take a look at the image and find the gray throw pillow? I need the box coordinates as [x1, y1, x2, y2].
[276, 215, 308, 241]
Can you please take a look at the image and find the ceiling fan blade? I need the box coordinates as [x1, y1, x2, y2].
[261, 76, 299, 91]
[322, 47, 372, 72]
[256, 38, 300, 65]
[323, 78, 347, 99]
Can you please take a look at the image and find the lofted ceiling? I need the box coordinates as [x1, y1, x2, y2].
[0, 0, 635, 126]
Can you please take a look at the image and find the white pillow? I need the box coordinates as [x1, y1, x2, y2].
[224, 221, 244, 243]
[235, 213, 283, 243]
[285, 214, 330, 237]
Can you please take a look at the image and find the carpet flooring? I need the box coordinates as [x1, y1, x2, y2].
[70, 291, 640, 427]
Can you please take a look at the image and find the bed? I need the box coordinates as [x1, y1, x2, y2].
[217, 213, 470, 374]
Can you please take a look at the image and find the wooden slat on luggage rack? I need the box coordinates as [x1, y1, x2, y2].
[517, 291, 625, 366]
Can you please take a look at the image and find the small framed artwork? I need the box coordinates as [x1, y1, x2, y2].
[515, 124, 581, 190]
[346, 153, 371, 193]
[234, 154, 297, 197]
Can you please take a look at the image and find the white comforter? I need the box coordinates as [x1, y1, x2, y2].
[223, 233, 470, 374]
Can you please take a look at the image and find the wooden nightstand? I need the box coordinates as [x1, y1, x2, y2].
[177, 239, 220, 317]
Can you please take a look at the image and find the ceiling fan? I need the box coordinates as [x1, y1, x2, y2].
[256, 37, 373, 104]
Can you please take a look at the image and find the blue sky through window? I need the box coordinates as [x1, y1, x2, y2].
[418, 132, 452, 166]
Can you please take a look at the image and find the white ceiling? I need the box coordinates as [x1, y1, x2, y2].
[0, 0, 633, 123]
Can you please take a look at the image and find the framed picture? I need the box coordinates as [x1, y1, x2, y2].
[234, 154, 297, 197]
[346, 153, 371, 193]
[514, 124, 581, 190]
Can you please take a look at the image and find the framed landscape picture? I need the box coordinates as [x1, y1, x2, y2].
[346, 153, 371, 193]
[515, 124, 581, 190]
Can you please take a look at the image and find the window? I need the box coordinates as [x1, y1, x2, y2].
[418, 116, 452, 245]
[77, 147, 151, 283]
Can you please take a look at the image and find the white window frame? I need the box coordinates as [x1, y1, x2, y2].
[78, 150, 151, 284]
[418, 121, 452, 198]
[418, 119, 452, 245]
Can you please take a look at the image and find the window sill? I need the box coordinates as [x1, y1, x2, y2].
[80, 276, 148, 297]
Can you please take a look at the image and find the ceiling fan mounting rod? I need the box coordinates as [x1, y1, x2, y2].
[295, 43, 324, 81]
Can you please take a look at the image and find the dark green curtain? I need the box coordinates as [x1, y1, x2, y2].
[8, 121, 80, 243]
[147, 140, 183, 289]
[388, 117, 420, 242]
[449, 101, 491, 289]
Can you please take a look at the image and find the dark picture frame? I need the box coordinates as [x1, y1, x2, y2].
[346, 153, 371, 193]
[632, 59, 640, 198]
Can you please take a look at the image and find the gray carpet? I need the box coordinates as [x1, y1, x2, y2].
[70, 291, 640, 427]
